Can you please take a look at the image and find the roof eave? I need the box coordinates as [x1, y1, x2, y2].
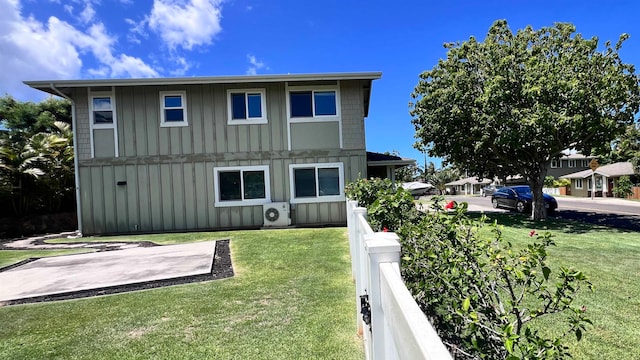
[24, 72, 382, 90]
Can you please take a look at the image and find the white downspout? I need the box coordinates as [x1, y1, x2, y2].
[50, 83, 83, 236]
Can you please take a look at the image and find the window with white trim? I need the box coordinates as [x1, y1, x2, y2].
[214, 165, 270, 207]
[90, 94, 116, 128]
[288, 87, 339, 120]
[575, 179, 583, 189]
[289, 162, 344, 203]
[568, 160, 576, 168]
[227, 89, 267, 124]
[582, 160, 589, 167]
[551, 159, 560, 168]
[160, 91, 188, 127]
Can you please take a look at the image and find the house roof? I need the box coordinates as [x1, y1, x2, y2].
[366, 151, 415, 168]
[560, 153, 593, 159]
[560, 162, 635, 179]
[446, 177, 492, 186]
[25, 71, 382, 118]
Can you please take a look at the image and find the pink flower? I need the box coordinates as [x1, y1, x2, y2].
[445, 201, 456, 209]
[581, 305, 587, 313]
[383, 227, 389, 232]
[529, 230, 537, 237]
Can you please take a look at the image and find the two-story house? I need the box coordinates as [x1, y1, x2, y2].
[25, 72, 381, 235]
[547, 153, 595, 178]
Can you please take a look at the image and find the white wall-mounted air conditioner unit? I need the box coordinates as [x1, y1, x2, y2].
[263, 202, 291, 227]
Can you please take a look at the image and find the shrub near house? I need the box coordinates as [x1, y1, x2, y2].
[346, 178, 592, 359]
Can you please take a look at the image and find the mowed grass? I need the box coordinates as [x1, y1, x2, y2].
[475, 213, 640, 359]
[0, 228, 363, 359]
[0, 249, 94, 268]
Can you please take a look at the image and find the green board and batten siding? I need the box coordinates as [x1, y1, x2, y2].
[73, 81, 368, 235]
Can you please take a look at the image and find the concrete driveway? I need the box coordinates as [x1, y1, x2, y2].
[0, 241, 219, 304]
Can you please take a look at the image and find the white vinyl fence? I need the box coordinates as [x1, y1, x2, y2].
[346, 200, 452, 360]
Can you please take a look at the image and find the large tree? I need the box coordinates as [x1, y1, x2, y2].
[410, 20, 640, 219]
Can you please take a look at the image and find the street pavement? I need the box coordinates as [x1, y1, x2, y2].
[0, 241, 216, 303]
[441, 195, 640, 232]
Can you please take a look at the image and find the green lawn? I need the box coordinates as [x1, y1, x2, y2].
[477, 213, 640, 359]
[0, 248, 94, 268]
[0, 228, 363, 359]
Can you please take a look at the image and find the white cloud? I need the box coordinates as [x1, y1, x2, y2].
[169, 56, 192, 76]
[79, 3, 95, 24]
[246, 54, 265, 75]
[148, 0, 224, 50]
[0, 0, 158, 99]
[125, 17, 148, 44]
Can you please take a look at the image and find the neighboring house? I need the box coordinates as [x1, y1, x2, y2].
[560, 162, 636, 197]
[25, 72, 381, 235]
[445, 177, 491, 195]
[547, 153, 596, 178]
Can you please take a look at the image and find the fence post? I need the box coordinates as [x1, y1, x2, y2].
[353, 206, 368, 337]
[365, 232, 401, 360]
[346, 200, 359, 278]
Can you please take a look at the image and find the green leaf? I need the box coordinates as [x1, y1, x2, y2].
[576, 328, 582, 341]
[542, 266, 551, 281]
[505, 337, 514, 353]
[462, 297, 470, 311]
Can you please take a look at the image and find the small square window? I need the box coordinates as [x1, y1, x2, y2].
[92, 97, 114, 125]
[160, 91, 188, 127]
[290, 91, 313, 118]
[227, 89, 267, 124]
[318, 167, 340, 195]
[294, 168, 317, 198]
[314, 91, 337, 116]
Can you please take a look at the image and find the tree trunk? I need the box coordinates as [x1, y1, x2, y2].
[528, 168, 548, 221]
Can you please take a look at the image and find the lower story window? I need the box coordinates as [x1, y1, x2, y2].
[289, 162, 344, 203]
[214, 165, 270, 207]
[575, 179, 583, 189]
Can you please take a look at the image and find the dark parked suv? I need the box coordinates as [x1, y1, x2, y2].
[491, 186, 558, 213]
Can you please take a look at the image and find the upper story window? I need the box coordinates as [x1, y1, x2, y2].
[227, 89, 267, 125]
[160, 91, 188, 127]
[551, 159, 560, 168]
[568, 160, 576, 168]
[289, 162, 344, 204]
[288, 86, 340, 121]
[213, 165, 271, 207]
[582, 159, 589, 167]
[90, 94, 115, 128]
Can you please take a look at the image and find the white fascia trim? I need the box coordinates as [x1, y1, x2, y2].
[288, 162, 345, 204]
[112, 86, 119, 157]
[25, 72, 382, 89]
[226, 88, 268, 125]
[286, 82, 292, 151]
[159, 90, 189, 127]
[213, 165, 271, 207]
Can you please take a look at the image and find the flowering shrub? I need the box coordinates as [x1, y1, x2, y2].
[345, 177, 419, 231]
[347, 183, 593, 359]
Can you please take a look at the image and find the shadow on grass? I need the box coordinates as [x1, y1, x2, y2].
[464, 211, 637, 235]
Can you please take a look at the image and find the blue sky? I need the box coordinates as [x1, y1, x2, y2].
[2, 0, 640, 168]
